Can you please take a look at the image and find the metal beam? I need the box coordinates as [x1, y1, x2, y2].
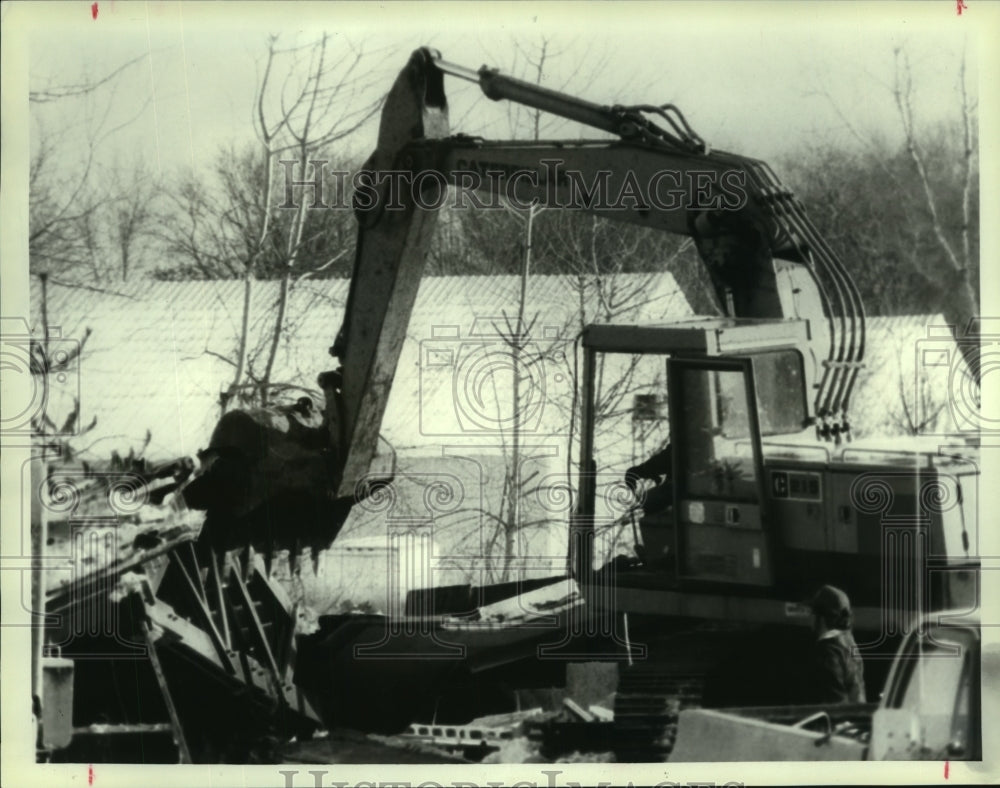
[141, 621, 192, 764]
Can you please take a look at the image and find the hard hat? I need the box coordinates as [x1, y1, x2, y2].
[808, 584, 852, 618]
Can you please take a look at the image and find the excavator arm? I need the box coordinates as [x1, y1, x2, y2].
[332, 47, 865, 501]
[327, 48, 450, 498]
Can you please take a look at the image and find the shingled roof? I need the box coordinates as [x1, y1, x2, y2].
[29, 273, 691, 460]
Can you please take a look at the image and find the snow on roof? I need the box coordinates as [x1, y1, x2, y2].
[850, 315, 978, 438]
[28, 273, 691, 460]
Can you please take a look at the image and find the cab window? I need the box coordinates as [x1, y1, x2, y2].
[751, 350, 807, 435]
[675, 365, 757, 500]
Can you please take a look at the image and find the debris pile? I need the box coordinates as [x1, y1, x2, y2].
[40, 457, 202, 594]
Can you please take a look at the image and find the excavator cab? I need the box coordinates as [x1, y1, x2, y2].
[573, 318, 814, 590]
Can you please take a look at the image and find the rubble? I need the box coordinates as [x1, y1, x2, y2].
[281, 729, 470, 764]
[480, 737, 546, 764]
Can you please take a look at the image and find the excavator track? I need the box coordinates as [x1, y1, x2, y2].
[607, 623, 768, 762]
[612, 664, 704, 761]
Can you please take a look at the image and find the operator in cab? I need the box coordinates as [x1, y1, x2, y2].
[808, 584, 866, 704]
[624, 443, 673, 514]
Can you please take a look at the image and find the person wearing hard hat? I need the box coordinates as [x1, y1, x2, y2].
[808, 584, 867, 704]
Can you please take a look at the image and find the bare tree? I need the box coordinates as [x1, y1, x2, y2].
[891, 45, 979, 372]
[30, 55, 155, 285]
[108, 162, 159, 282]
[29, 53, 158, 467]
[156, 33, 382, 411]
[805, 44, 979, 374]
[157, 147, 272, 280]
[29, 53, 148, 104]
[237, 33, 381, 409]
[253, 34, 383, 405]
[461, 39, 566, 581]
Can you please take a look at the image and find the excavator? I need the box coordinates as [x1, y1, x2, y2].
[37, 48, 980, 762]
[193, 45, 979, 750]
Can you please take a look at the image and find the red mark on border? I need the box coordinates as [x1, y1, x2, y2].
[88, 764, 94, 785]
[956, 0, 967, 15]
[91, 2, 98, 20]
[944, 760, 950, 779]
